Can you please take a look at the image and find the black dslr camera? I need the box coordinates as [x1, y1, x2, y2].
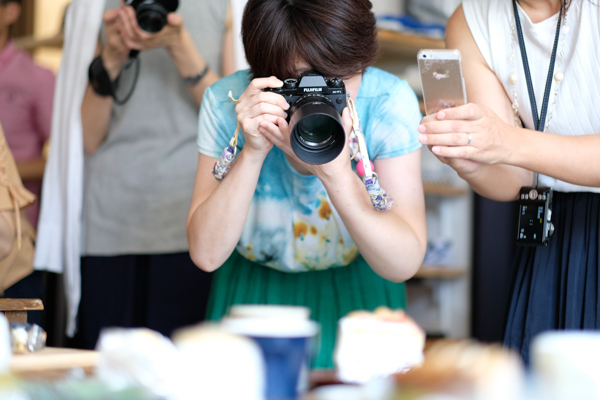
[266, 72, 347, 165]
[516, 186, 554, 246]
[125, 0, 179, 33]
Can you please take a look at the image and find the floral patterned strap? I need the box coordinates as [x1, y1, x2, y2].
[347, 97, 393, 211]
[212, 92, 241, 181]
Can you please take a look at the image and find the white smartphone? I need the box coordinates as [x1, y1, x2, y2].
[417, 49, 467, 116]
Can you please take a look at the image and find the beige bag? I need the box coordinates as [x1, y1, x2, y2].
[0, 123, 36, 296]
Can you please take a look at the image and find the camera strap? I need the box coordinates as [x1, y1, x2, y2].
[88, 55, 140, 105]
[347, 97, 394, 211]
[513, 0, 563, 186]
[213, 92, 394, 211]
[212, 91, 241, 181]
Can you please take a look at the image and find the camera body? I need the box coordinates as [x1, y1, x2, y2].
[266, 72, 347, 165]
[125, 0, 179, 33]
[516, 186, 554, 246]
[268, 73, 347, 117]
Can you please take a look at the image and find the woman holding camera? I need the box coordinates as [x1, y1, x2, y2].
[76, 0, 234, 349]
[418, 0, 600, 363]
[187, 0, 427, 368]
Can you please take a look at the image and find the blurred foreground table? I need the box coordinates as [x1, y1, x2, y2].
[10, 347, 99, 379]
[0, 299, 43, 324]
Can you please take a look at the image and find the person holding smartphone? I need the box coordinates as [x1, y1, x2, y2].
[418, 0, 600, 364]
[187, 0, 427, 368]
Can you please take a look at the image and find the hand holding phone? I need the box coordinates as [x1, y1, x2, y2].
[417, 49, 482, 177]
[418, 49, 467, 115]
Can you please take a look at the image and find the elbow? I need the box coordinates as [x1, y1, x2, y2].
[372, 258, 421, 283]
[196, 261, 220, 273]
[386, 264, 420, 284]
[187, 219, 221, 272]
[188, 246, 222, 273]
[385, 247, 426, 283]
[83, 139, 100, 155]
[83, 145, 98, 155]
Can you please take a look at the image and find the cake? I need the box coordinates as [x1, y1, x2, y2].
[334, 307, 426, 384]
[394, 340, 525, 400]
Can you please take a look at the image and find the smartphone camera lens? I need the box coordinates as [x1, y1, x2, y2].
[423, 55, 427, 58]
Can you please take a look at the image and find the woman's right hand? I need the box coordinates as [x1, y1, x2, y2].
[235, 77, 289, 158]
[419, 109, 485, 180]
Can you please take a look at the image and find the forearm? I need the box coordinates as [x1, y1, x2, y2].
[459, 164, 531, 201]
[187, 150, 266, 271]
[167, 28, 220, 107]
[321, 170, 426, 283]
[81, 85, 114, 154]
[509, 130, 600, 188]
[16, 157, 46, 181]
[81, 46, 125, 154]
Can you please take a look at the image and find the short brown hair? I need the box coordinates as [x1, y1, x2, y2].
[242, 0, 379, 79]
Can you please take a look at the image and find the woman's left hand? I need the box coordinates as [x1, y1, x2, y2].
[418, 103, 517, 166]
[258, 107, 355, 181]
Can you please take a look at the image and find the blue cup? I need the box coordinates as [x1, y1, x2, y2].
[222, 316, 320, 400]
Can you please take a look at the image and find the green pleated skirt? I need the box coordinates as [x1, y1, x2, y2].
[206, 251, 406, 369]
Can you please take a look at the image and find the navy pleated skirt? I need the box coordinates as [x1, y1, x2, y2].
[504, 191, 600, 365]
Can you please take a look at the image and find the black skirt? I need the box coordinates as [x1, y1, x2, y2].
[504, 191, 600, 365]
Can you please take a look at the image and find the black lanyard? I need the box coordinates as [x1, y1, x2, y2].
[512, 0, 564, 132]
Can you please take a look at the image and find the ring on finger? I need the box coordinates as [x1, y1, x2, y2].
[467, 133, 472, 146]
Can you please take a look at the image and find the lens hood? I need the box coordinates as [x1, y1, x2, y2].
[289, 99, 345, 165]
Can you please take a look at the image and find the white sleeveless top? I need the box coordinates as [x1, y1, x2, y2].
[462, 0, 600, 193]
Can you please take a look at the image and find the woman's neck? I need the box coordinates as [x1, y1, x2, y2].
[518, 0, 562, 23]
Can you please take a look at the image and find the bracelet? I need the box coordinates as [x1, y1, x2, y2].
[184, 65, 210, 87]
[88, 55, 114, 97]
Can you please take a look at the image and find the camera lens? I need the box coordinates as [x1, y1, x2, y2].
[289, 95, 345, 165]
[137, 7, 168, 33]
[134, 0, 179, 33]
[296, 115, 336, 147]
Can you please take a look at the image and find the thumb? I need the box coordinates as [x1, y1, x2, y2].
[167, 13, 183, 27]
[103, 8, 121, 23]
[341, 107, 353, 136]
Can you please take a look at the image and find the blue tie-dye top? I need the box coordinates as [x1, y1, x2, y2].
[197, 67, 422, 273]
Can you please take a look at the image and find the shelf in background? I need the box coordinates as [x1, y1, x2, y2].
[377, 29, 445, 59]
[423, 182, 468, 197]
[413, 266, 466, 279]
[15, 30, 443, 61]
[14, 33, 64, 52]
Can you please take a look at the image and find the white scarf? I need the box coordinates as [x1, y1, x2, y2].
[34, 0, 106, 336]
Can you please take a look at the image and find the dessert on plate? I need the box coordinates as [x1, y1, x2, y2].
[334, 307, 426, 384]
